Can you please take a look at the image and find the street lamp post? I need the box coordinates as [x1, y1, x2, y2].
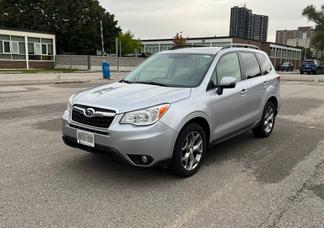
[304, 38, 308, 60]
[100, 20, 104, 57]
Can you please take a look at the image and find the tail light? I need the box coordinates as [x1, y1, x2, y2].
[276, 74, 281, 81]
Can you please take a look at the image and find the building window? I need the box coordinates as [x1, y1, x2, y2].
[27, 37, 54, 61]
[11, 41, 19, 54]
[3, 41, 11, 53]
[35, 43, 41, 55]
[42, 44, 47, 55]
[19, 42, 25, 54]
[48, 44, 53, 55]
[28, 43, 35, 54]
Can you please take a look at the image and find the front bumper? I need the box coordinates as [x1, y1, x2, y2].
[61, 110, 177, 167]
[300, 67, 315, 72]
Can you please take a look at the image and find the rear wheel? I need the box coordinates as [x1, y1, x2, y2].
[170, 123, 207, 177]
[253, 102, 276, 138]
[300, 71, 304, 74]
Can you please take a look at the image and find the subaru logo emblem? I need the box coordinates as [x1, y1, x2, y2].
[85, 108, 95, 117]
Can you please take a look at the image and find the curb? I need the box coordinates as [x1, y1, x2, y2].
[281, 78, 324, 83]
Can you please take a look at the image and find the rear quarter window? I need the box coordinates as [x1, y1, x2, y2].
[256, 53, 273, 75]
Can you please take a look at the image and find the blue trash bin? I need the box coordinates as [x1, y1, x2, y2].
[102, 61, 111, 79]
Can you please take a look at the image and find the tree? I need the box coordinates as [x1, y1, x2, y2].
[0, 0, 121, 54]
[299, 47, 313, 59]
[172, 32, 187, 47]
[302, 5, 324, 57]
[118, 31, 141, 56]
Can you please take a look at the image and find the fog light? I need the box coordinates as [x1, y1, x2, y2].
[142, 156, 148, 163]
[127, 154, 153, 165]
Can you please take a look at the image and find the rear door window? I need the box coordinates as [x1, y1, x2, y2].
[256, 53, 272, 75]
[239, 52, 262, 79]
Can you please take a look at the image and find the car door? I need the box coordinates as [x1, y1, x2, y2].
[207, 52, 250, 140]
[238, 52, 266, 125]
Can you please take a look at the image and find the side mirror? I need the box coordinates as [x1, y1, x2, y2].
[217, 76, 237, 95]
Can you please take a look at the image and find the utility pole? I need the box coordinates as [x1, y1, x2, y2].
[118, 40, 122, 72]
[100, 20, 104, 57]
[304, 40, 308, 60]
[115, 38, 119, 55]
[303, 32, 307, 60]
[116, 38, 120, 72]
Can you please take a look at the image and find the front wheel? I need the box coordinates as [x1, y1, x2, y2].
[170, 123, 207, 177]
[253, 102, 276, 138]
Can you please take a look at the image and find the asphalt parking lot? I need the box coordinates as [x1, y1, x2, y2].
[1, 77, 324, 227]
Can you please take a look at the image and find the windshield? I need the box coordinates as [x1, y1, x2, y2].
[123, 53, 215, 87]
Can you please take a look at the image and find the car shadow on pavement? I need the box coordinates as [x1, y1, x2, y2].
[61, 149, 180, 185]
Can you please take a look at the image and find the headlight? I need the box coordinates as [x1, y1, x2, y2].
[120, 104, 170, 126]
[67, 95, 74, 112]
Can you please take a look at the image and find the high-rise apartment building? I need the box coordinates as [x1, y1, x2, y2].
[276, 26, 314, 46]
[229, 6, 269, 42]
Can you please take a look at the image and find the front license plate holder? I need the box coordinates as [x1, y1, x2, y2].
[77, 130, 95, 148]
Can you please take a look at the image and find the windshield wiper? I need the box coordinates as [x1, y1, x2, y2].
[134, 81, 168, 87]
[119, 79, 133, 84]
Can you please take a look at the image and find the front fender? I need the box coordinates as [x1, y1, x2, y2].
[160, 98, 213, 142]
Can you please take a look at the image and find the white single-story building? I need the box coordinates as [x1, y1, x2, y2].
[0, 28, 56, 69]
[141, 36, 302, 69]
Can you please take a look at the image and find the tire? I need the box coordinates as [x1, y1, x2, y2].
[300, 71, 304, 74]
[170, 123, 207, 177]
[252, 102, 276, 138]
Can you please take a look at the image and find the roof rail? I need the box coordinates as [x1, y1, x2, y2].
[169, 45, 203, 50]
[221, 43, 260, 50]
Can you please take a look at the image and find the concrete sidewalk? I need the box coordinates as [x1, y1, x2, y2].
[0, 72, 127, 86]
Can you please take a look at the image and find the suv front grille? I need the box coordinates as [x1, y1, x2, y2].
[71, 105, 115, 129]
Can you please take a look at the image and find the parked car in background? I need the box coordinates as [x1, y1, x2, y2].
[300, 59, 322, 75]
[62, 45, 280, 177]
[320, 63, 324, 74]
[279, 62, 294, 72]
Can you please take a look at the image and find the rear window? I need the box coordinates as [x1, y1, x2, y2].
[239, 52, 262, 79]
[256, 53, 273, 75]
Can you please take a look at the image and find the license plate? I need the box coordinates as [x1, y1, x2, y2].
[77, 130, 95, 147]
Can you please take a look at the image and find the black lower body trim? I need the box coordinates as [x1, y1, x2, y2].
[62, 136, 128, 164]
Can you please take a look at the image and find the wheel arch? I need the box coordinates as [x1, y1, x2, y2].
[267, 96, 279, 114]
[176, 114, 211, 145]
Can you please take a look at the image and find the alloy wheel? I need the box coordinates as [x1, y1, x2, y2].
[263, 106, 275, 133]
[181, 131, 203, 171]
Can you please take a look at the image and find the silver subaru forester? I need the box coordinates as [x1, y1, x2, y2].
[62, 44, 280, 177]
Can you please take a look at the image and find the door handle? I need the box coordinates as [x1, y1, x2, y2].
[240, 89, 248, 96]
[263, 81, 269, 87]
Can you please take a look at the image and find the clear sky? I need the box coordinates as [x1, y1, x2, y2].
[98, 0, 322, 42]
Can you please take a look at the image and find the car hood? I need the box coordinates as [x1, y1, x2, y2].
[72, 82, 191, 113]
